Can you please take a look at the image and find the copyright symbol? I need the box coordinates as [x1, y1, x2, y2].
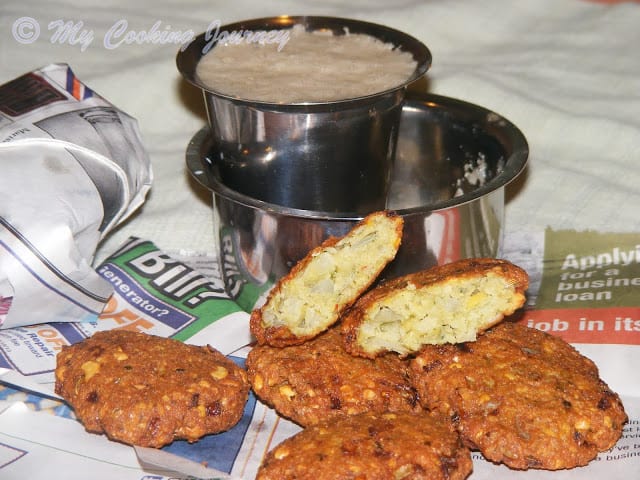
[12, 17, 40, 44]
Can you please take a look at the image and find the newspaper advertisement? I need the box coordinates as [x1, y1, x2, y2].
[0, 228, 639, 479]
[0, 64, 153, 330]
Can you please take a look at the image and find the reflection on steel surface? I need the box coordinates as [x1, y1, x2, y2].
[186, 94, 528, 306]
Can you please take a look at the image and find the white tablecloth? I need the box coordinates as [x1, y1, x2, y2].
[2, 0, 638, 264]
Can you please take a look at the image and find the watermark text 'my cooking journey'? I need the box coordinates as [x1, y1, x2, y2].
[11, 17, 290, 53]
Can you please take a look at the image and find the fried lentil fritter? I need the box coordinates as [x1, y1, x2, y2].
[55, 330, 249, 448]
[342, 258, 529, 358]
[256, 411, 473, 480]
[409, 322, 627, 470]
[246, 327, 420, 427]
[250, 210, 403, 347]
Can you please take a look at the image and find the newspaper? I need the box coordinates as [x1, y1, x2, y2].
[0, 64, 152, 330]
[0, 229, 639, 479]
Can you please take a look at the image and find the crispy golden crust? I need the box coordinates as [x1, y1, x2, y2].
[409, 323, 627, 470]
[342, 258, 529, 358]
[246, 327, 420, 427]
[250, 210, 403, 347]
[54, 330, 249, 448]
[256, 411, 473, 480]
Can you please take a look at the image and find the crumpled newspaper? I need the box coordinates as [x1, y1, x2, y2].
[0, 63, 153, 329]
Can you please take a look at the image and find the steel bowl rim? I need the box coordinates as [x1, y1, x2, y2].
[186, 93, 529, 221]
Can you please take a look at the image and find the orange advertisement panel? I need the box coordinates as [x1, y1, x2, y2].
[516, 306, 640, 344]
